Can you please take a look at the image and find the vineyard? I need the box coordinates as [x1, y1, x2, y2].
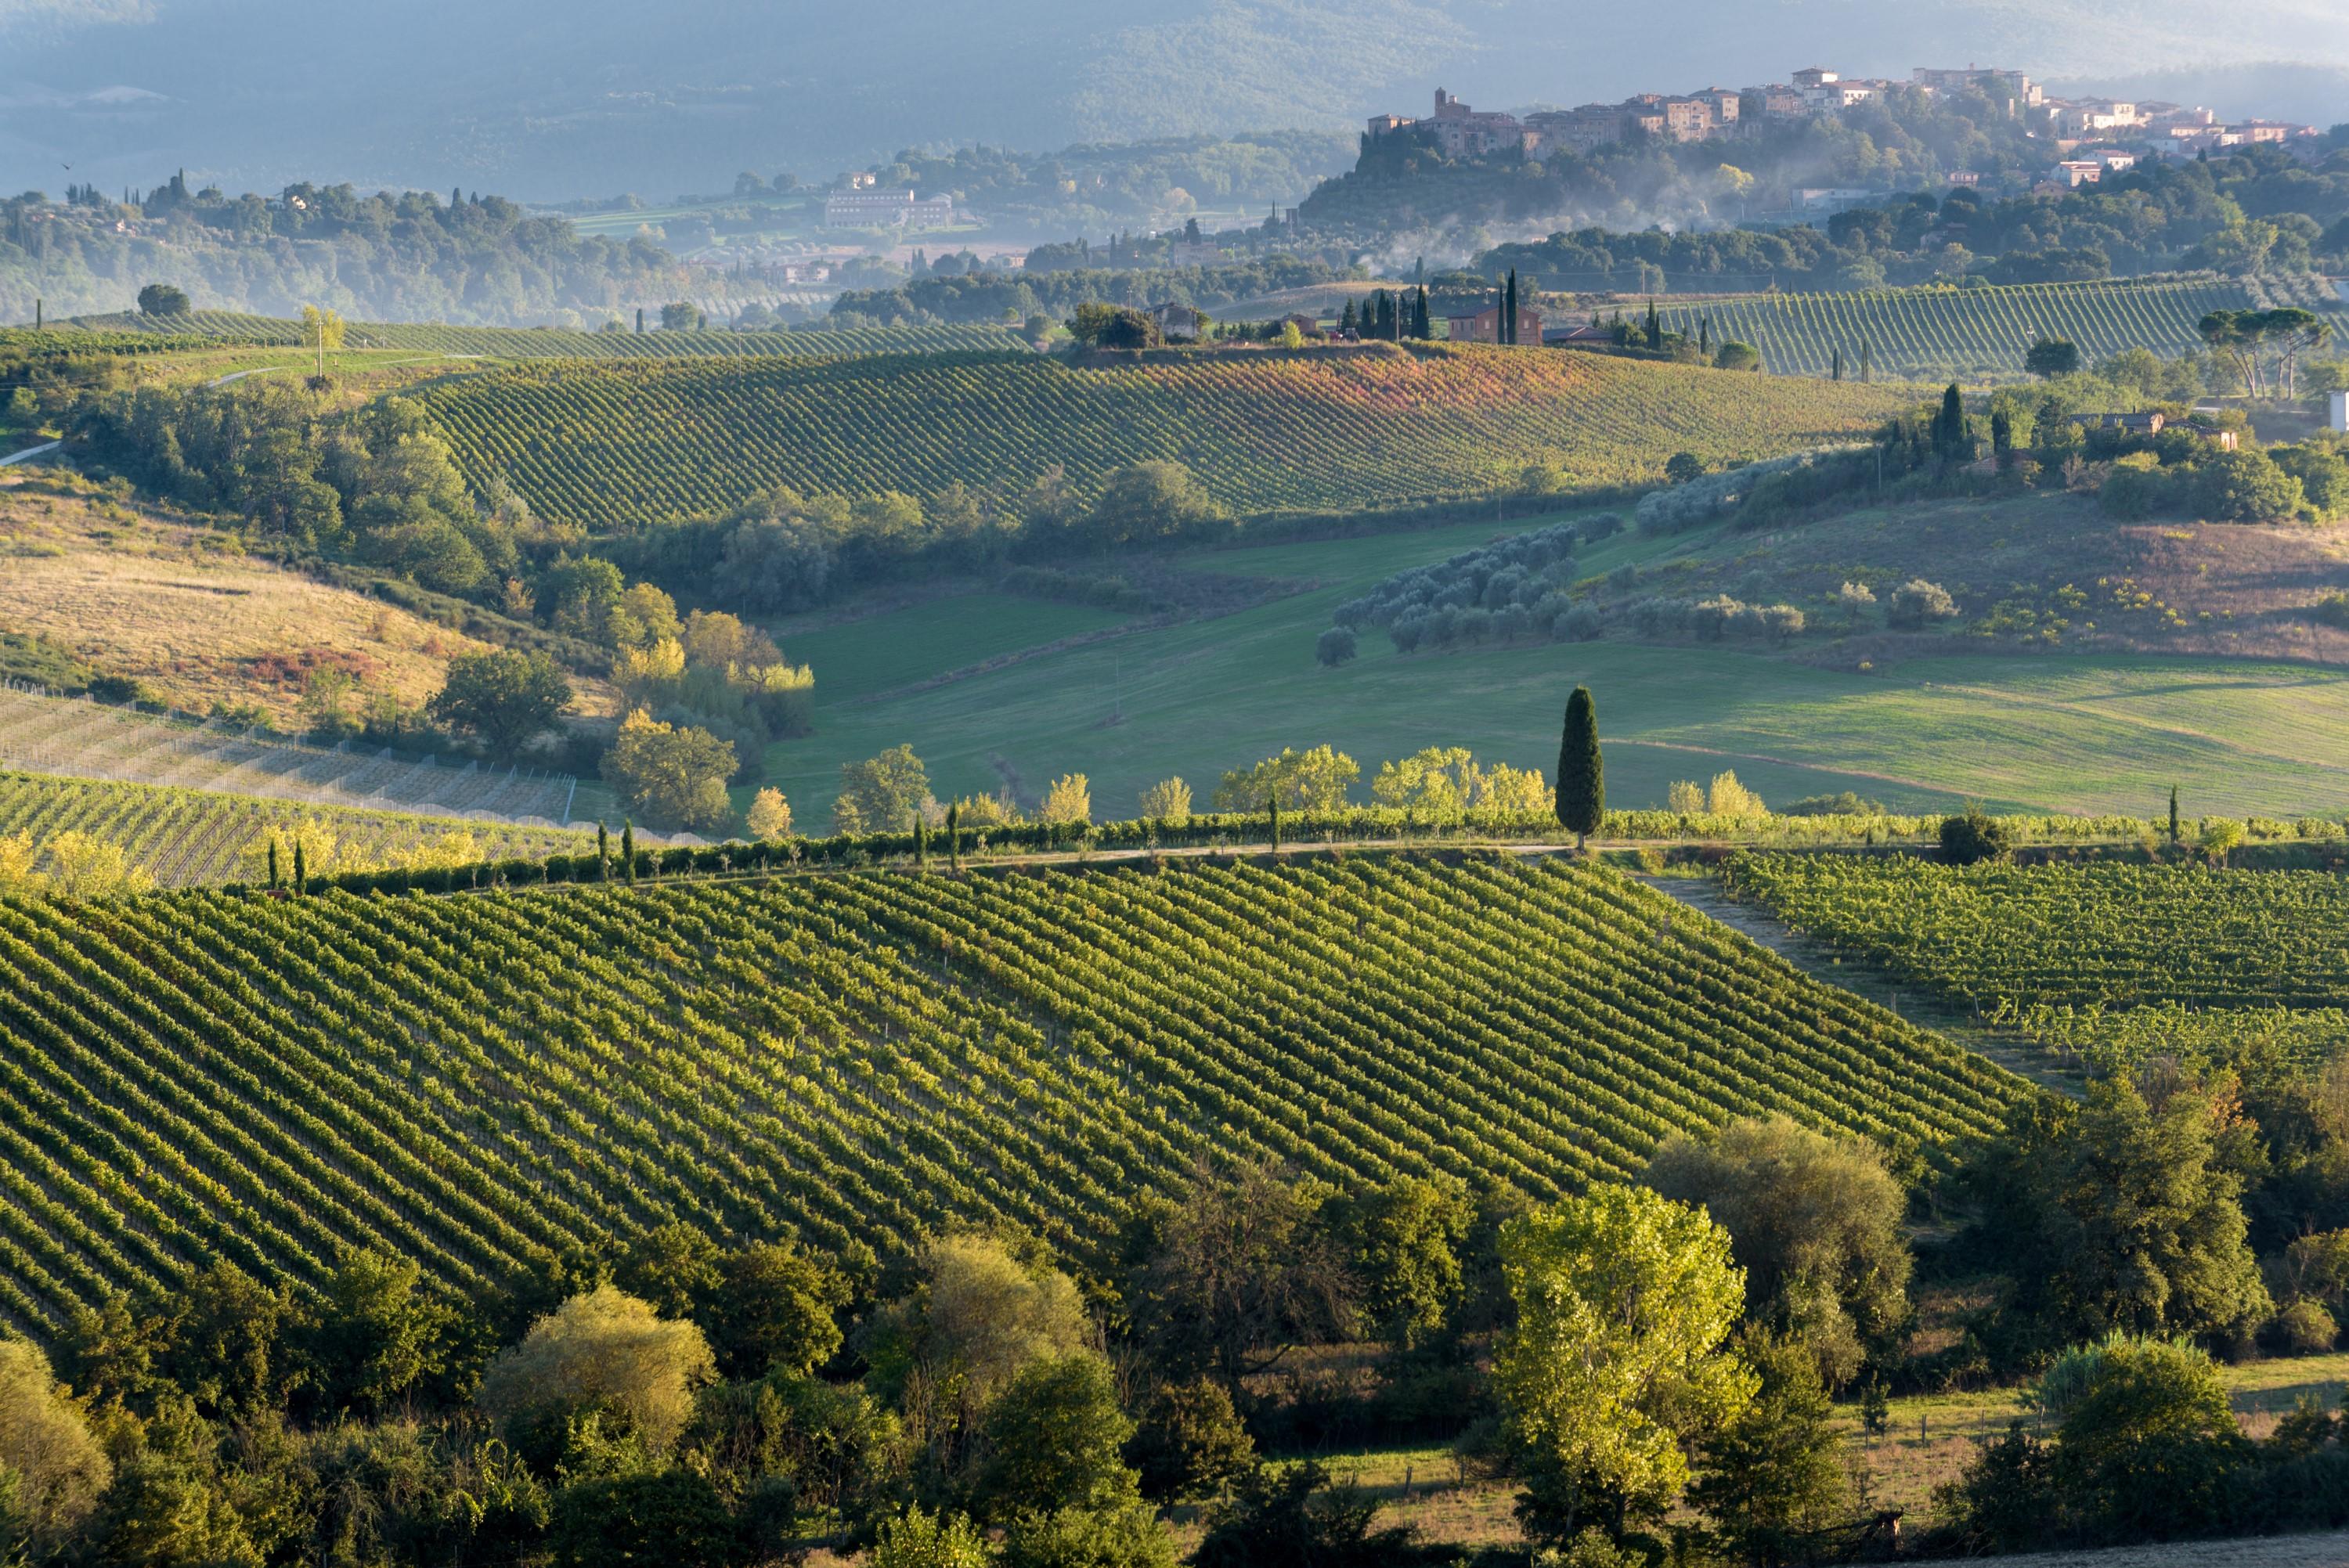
[1653, 276, 2285, 380]
[1726, 855, 2349, 1069]
[0, 770, 589, 887]
[423, 343, 1910, 528]
[0, 855, 2027, 1328]
[0, 687, 576, 824]
[53, 310, 1026, 360]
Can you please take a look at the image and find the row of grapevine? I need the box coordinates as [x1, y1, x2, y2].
[54, 310, 1027, 360]
[0, 856, 2030, 1329]
[1654, 276, 2271, 379]
[1724, 855, 2349, 1069]
[0, 770, 590, 887]
[423, 343, 1910, 528]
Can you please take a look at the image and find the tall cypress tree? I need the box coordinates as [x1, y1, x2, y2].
[293, 840, 307, 897]
[1415, 287, 1431, 339]
[1268, 795, 1281, 854]
[1645, 297, 1661, 346]
[1555, 686, 1604, 850]
[1860, 341, 1873, 382]
[1340, 299, 1359, 333]
[1939, 383, 1967, 461]
[597, 823, 609, 881]
[622, 822, 637, 885]
[1504, 270, 1519, 344]
[2169, 785, 2181, 845]
[948, 802, 962, 873]
[1699, 316, 1710, 356]
[267, 838, 280, 890]
[1831, 346, 1844, 381]
[916, 816, 929, 871]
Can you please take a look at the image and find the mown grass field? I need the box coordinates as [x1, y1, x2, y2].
[422, 343, 1911, 528]
[0, 857, 2025, 1330]
[759, 508, 2349, 827]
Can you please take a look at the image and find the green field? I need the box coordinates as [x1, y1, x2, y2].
[0, 856, 2025, 1328]
[423, 342, 1910, 529]
[779, 593, 1135, 703]
[761, 510, 2349, 827]
[54, 309, 1025, 359]
[0, 770, 590, 887]
[1654, 276, 2293, 379]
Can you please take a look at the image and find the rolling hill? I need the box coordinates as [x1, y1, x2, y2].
[421, 343, 1910, 528]
[59, 311, 1030, 359]
[0, 855, 2028, 1328]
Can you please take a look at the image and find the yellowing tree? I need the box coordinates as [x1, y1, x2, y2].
[1495, 1184, 1755, 1541]
[1211, 745, 1359, 813]
[1138, 777, 1193, 824]
[746, 787, 794, 839]
[951, 792, 1019, 828]
[478, 1286, 716, 1457]
[603, 709, 738, 831]
[1039, 773, 1092, 825]
[0, 831, 38, 892]
[1479, 763, 1550, 815]
[301, 303, 346, 351]
[1707, 771, 1767, 820]
[1371, 746, 1480, 813]
[614, 636, 687, 701]
[45, 832, 154, 899]
[1667, 780, 1705, 815]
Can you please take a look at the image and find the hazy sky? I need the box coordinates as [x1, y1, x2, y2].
[3, 0, 2344, 200]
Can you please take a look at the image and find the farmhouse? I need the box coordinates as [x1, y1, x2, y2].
[1144, 301, 1207, 341]
[1446, 301, 1544, 344]
[822, 189, 957, 229]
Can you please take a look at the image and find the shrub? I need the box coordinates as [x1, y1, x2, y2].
[2271, 1299, 2340, 1354]
[1940, 808, 2012, 865]
[1887, 579, 1959, 629]
[1315, 626, 1358, 666]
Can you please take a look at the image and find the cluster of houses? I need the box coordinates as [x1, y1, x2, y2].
[1366, 68, 2322, 189]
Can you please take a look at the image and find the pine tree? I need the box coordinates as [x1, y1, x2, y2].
[267, 838, 280, 890]
[622, 822, 637, 885]
[292, 840, 307, 897]
[597, 823, 610, 881]
[1555, 686, 1604, 850]
[947, 802, 962, 873]
[2169, 785, 2181, 844]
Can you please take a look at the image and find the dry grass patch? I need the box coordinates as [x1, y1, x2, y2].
[0, 470, 612, 723]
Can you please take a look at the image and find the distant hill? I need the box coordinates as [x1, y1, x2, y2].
[3, 1, 2346, 200]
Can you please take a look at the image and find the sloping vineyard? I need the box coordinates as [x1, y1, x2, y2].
[1654, 276, 2273, 380]
[0, 770, 588, 887]
[0, 856, 2027, 1328]
[424, 343, 1910, 528]
[56, 310, 1025, 359]
[1725, 855, 2349, 1069]
[0, 687, 576, 824]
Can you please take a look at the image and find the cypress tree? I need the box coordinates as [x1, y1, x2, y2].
[1268, 795, 1281, 854]
[1504, 270, 1518, 344]
[1700, 315, 1710, 356]
[1939, 383, 1967, 461]
[916, 815, 929, 871]
[947, 802, 962, 873]
[267, 838, 280, 890]
[1340, 299, 1359, 333]
[2169, 785, 2181, 844]
[1860, 341, 1873, 382]
[1832, 346, 1844, 381]
[635, 307, 644, 334]
[1991, 408, 2014, 468]
[1645, 297, 1660, 346]
[1415, 287, 1431, 338]
[597, 822, 610, 881]
[622, 822, 637, 885]
[293, 840, 307, 897]
[1555, 686, 1604, 850]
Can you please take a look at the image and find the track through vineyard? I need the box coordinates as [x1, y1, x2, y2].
[0, 856, 2027, 1328]
[423, 343, 1909, 528]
